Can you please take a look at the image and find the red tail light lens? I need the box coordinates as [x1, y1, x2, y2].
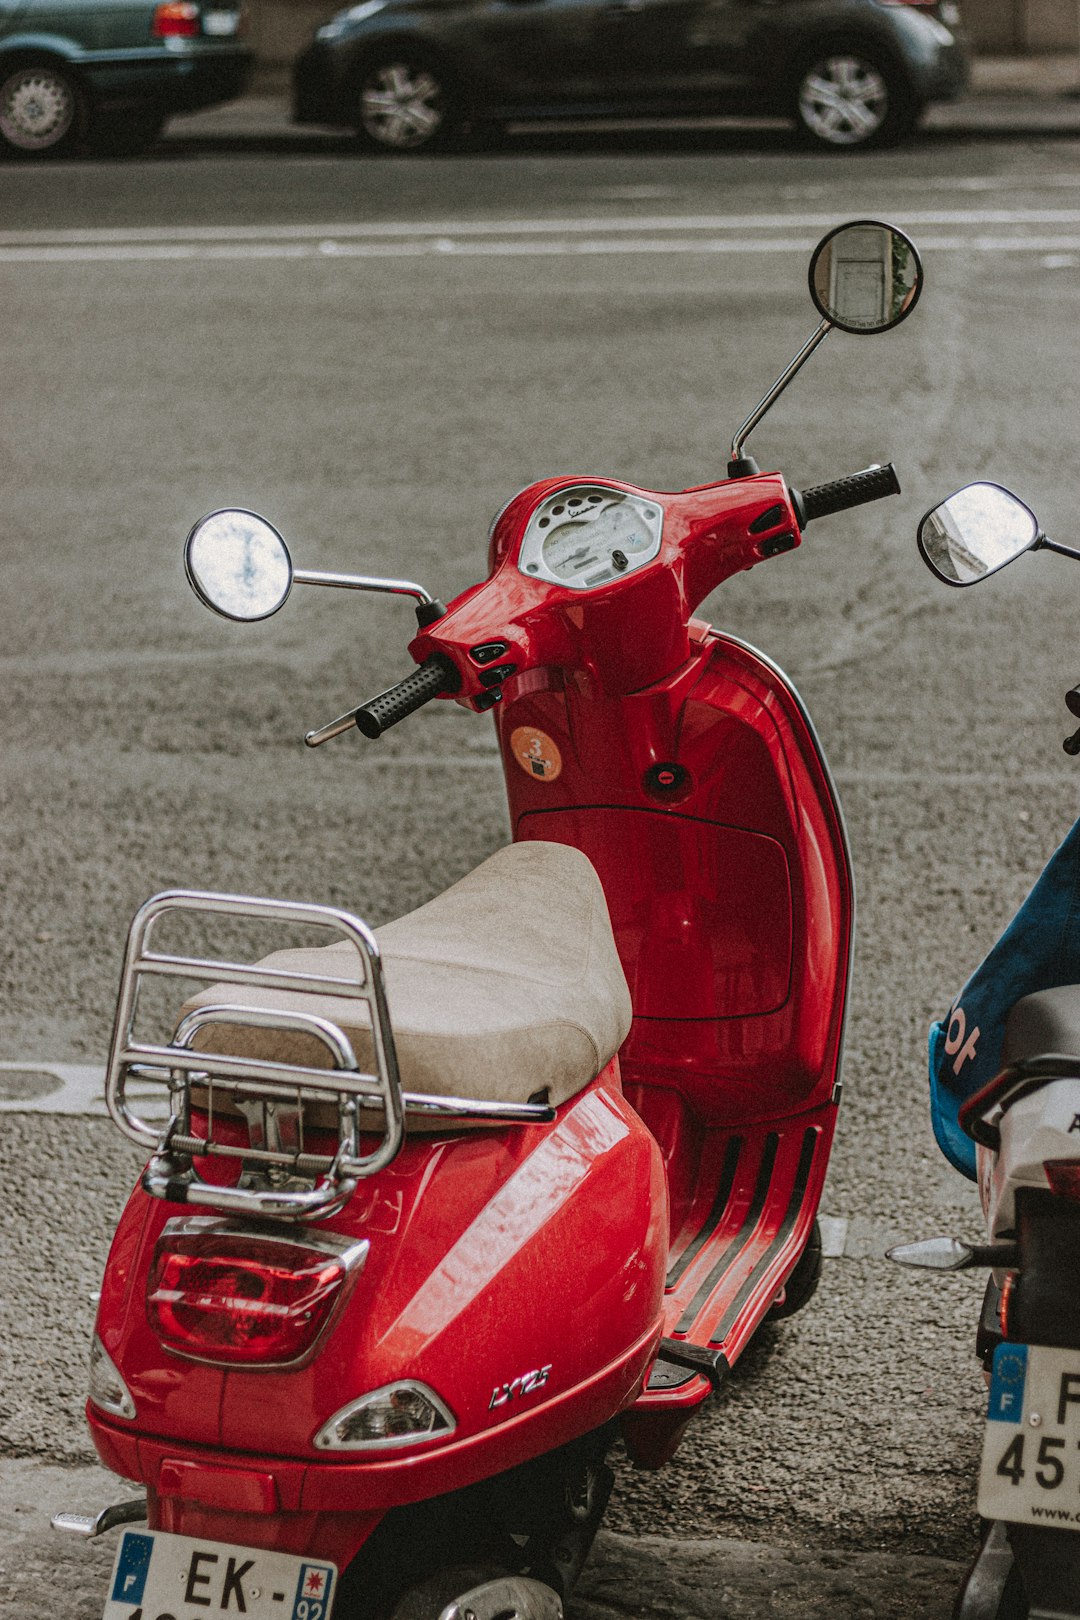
[152, 2, 201, 37]
[147, 1222, 367, 1366]
[1044, 1160, 1080, 1202]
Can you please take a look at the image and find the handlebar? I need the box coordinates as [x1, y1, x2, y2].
[354, 653, 461, 739]
[793, 462, 900, 527]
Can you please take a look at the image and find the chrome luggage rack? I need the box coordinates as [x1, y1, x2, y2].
[106, 890, 555, 1221]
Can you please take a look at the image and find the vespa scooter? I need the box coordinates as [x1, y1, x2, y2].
[892, 481, 1080, 1620]
[56, 220, 923, 1620]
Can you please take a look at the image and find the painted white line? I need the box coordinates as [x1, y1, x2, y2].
[2, 207, 1080, 248]
[2, 233, 1079, 265]
[0, 1060, 166, 1118]
[818, 1215, 850, 1259]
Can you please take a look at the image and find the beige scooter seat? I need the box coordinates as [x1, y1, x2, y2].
[181, 842, 632, 1127]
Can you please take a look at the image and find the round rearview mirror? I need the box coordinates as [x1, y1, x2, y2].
[809, 220, 923, 335]
[184, 509, 293, 621]
[917, 482, 1040, 587]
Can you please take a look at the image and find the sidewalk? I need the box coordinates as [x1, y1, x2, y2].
[164, 54, 1080, 144]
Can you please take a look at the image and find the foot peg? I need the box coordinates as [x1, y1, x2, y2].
[51, 1499, 147, 1539]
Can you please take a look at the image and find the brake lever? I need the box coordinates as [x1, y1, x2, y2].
[305, 710, 358, 747]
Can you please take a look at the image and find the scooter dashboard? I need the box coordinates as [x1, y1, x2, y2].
[516, 484, 664, 592]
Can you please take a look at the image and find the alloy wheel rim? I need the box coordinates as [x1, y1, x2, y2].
[360, 63, 443, 150]
[0, 66, 75, 150]
[798, 56, 888, 146]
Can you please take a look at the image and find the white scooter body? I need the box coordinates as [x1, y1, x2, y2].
[978, 1076, 1080, 1240]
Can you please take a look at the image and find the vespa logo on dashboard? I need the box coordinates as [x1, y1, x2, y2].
[489, 1365, 552, 1411]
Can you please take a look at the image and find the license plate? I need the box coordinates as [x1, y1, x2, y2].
[978, 1342, 1080, 1529]
[201, 10, 240, 34]
[103, 1527, 336, 1620]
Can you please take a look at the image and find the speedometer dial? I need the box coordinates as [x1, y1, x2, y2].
[518, 486, 664, 591]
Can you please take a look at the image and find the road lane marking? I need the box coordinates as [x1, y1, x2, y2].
[3, 233, 1080, 264]
[3, 206, 1080, 248]
[0, 1060, 165, 1118]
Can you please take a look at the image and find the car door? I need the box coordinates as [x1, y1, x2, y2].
[591, 0, 761, 106]
[465, 0, 628, 108]
[0, 0, 30, 42]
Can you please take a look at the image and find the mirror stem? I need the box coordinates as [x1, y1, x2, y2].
[1040, 536, 1080, 563]
[292, 569, 436, 607]
[729, 318, 831, 476]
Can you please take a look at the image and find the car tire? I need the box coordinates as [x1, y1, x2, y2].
[86, 105, 166, 158]
[0, 57, 83, 158]
[791, 48, 920, 151]
[352, 51, 460, 155]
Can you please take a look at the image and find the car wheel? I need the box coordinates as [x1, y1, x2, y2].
[0, 58, 83, 157]
[87, 106, 166, 158]
[792, 49, 919, 150]
[353, 54, 458, 154]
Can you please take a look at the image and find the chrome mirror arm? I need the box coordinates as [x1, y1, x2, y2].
[292, 568, 437, 608]
[1040, 534, 1080, 563]
[729, 318, 832, 475]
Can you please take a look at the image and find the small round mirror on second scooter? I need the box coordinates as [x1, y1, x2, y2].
[808, 220, 923, 335]
[917, 482, 1042, 586]
[185, 508, 294, 621]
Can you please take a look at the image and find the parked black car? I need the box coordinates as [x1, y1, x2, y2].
[293, 0, 967, 154]
[0, 0, 253, 158]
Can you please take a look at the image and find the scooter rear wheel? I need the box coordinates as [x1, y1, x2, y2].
[385, 1564, 510, 1620]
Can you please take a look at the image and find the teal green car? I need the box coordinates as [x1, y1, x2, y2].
[0, 0, 253, 156]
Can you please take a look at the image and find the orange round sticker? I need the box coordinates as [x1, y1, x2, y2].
[510, 726, 562, 783]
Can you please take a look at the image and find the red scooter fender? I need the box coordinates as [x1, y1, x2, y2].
[87, 1069, 666, 1567]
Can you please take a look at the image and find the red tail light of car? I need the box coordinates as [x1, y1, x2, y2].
[152, 2, 201, 37]
[1044, 1160, 1080, 1203]
[147, 1220, 368, 1367]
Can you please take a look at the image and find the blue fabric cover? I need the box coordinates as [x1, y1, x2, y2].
[930, 816, 1080, 1180]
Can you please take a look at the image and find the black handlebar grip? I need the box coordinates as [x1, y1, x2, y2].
[354, 654, 460, 739]
[794, 463, 901, 527]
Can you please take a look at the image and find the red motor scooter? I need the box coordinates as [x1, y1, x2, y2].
[57, 220, 922, 1620]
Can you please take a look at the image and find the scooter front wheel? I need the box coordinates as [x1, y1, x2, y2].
[768, 1218, 823, 1320]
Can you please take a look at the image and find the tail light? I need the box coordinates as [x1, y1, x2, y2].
[152, 2, 201, 37]
[1044, 1160, 1080, 1202]
[146, 1219, 368, 1367]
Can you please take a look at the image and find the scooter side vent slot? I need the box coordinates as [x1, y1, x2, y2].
[105, 888, 406, 1220]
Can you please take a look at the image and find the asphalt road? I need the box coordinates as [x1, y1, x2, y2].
[2, 120, 1080, 1617]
